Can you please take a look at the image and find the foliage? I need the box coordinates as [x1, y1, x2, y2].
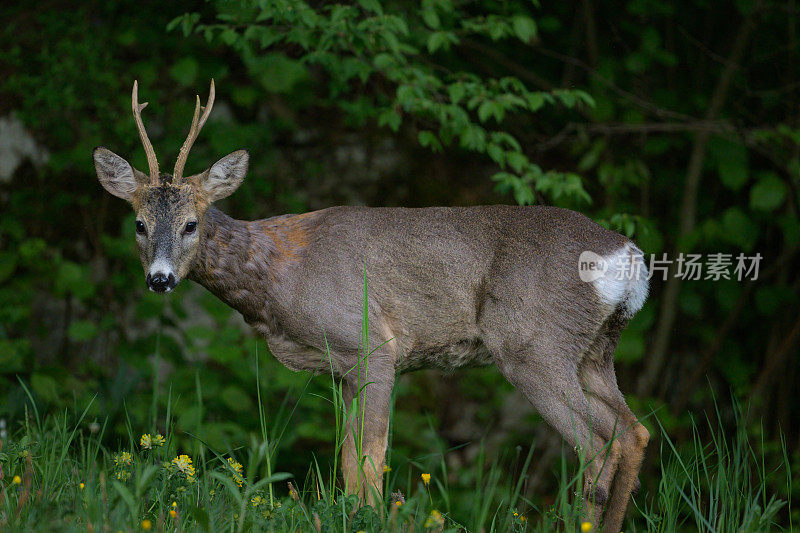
[172, 0, 595, 207]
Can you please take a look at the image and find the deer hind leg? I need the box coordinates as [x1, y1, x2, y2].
[340, 369, 394, 509]
[579, 317, 649, 532]
[580, 364, 649, 533]
[491, 345, 620, 523]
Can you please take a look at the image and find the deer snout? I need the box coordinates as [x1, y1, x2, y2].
[146, 270, 177, 293]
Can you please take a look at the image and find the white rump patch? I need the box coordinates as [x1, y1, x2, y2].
[580, 243, 649, 318]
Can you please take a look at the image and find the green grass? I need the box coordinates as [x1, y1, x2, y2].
[0, 382, 791, 532]
[2, 337, 793, 533]
[1, 278, 792, 531]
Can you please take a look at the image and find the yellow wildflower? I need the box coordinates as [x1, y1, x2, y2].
[169, 509, 177, 518]
[172, 454, 196, 483]
[395, 500, 402, 507]
[12, 475, 21, 485]
[251, 495, 264, 507]
[424, 509, 444, 528]
[114, 451, 133, 467]
[79, 482, 85, 490]
[140, 433, 165, 449]
[383, 465, 391, 473]
[520, 516, 527, 522]
[172, 501, 177, 508]
[421, 472, 431, 486]
[141, 519, 152, 530]
[581, 522, 593, 532]
[227, 457, 244, 487]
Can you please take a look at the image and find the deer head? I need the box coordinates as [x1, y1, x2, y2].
[93, 80, 249, 292]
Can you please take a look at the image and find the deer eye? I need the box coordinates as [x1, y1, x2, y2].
[184, 221, 197, 234]
[135, 220, 146, 235]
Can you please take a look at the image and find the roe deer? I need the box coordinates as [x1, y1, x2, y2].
[93, 80, 650, 532]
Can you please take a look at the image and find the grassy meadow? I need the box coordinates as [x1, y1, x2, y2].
[0, 357, 792, 532]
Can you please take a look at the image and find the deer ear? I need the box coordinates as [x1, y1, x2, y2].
[93, 147, 146, 202]
[198, 149, 249, 202]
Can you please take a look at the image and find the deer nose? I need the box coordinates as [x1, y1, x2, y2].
[146, 272, 176, 293]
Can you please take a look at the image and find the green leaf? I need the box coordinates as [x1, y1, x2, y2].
[526, 92, 546, 111]
[169, 57, 200, 87]
[722, 207, 758, 251]
[377, 109, 402, 132]
[166, 16, 184, 33]
[512, 15, 537, 43]
[67, 320, 98, 342]
[357, 0, 383, 14]
[486, 143, 505, 166]
[574, 90, 596, 108]
[506, 151, 528, 173]
[554, 89, 576, 108]
[422, 8, 440, 29]
[488, 19, 507, 41]
[31, 373, 59, 403]
[448, 83, 465, 105]
[749, 172, 787, 211]
[55, 261, 95, 300]
[418, 130, 443, 152]
[460, 125, 486, 151]
[251, 53, 309, 93]
[427, 31, 445, 53]
[477, 101, 495, 122]
[710, 137, 749, 190]
[373, 53, 395, 70]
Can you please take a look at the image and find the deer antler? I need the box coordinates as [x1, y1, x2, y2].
[131, 80, 160, 184]
[173, 79, 215, 182]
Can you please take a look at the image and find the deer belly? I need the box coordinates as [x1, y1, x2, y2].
[399, 339, 493, 373]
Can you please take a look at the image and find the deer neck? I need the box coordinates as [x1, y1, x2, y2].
[188, 206, 277, 325]
[188, 206, 316, 329]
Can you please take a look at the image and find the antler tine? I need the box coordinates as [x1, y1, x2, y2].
[173, 79, 215, 182]
[131, 80, 161, 184]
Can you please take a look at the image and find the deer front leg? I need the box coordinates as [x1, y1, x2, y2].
[340, 368, 394, 508]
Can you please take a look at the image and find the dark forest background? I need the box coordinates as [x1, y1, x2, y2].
[1, 0, 799, 523]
